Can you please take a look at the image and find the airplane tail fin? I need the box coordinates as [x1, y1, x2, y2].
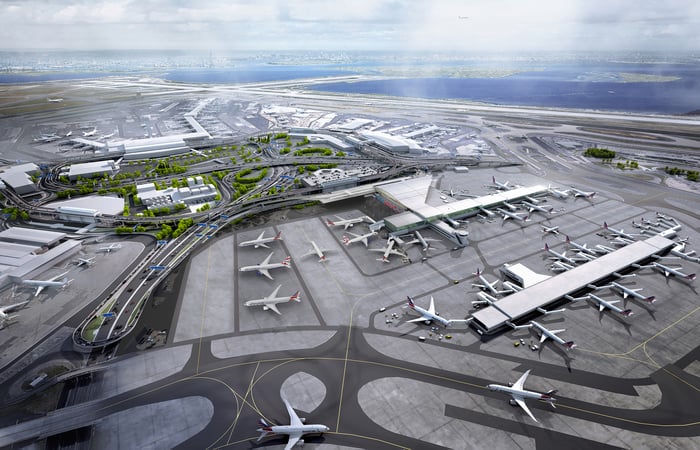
[565, 235, 571, 245]
[319, 255, 326, 263]
[282, 256, 291, 266]
[644, 296, 656, 304]
[686, 273, 697, 281]
[548, 207, 554, 214]
[603, 222, 609, 230]
[492, 176, 496, 183]
[621, 309, 634, 317]
[546, 389, 558, 396]
[544, 243, 550, 251]
[256, 419, 273, 441]
[326, 219, 335, 226]
[407, 296, 415, 308]
[342, 235, 350, 245]
[473, 268, 480, 277]
[290, 291, 301, 302]
[564, 341, 576, 350]
[274, 231, 282, 240]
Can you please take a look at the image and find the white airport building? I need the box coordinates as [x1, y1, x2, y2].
[64, 160, 120, 181]
[0, 163, 40, 195]
[137, 177, 217, 211]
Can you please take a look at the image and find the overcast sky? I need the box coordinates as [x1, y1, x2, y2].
[1, 0, 698, 53]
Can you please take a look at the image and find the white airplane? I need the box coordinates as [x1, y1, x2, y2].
[603, 222, 638, 242]
[97, 243, 122, 253]
[82, 127, 98, 137]
[65, 130, 72, 137]
[326, 215, 366, 230]
[302, 241, 330, 262]
[244, 285, 300, 315]
[651, 262, 696, 282]
[522, 201, 553, 215]
[550, 260, 575, 272]
[546, 184, 569, 199]
[490, 176, 512, 190]
[487, 369, 557, 423]
[405, 296, 470, 328]
[472, 268, 512, 296]
[571, 293, 633, 317]
[501, 201, 519, 212]
[21, 271, 72, 297]
[239, 253, 292, 280]
[478, 207, 496, 218]
[670, 241, 700, 263]
[543, 243, 579, 266]
[401, 230, 439, 252]
[342, 231, 377, 248]
[99, 131, 116, 140]
[512, 321, 576, 350]
[256, 394, 330, 449]
[74, 256, 96, 267]
[496, 208, 529, 222]
[610, 282, 656, 304]
[47, 97, 64, 103]
[1, 301, 31, 329]
[369, 238, 405, 263]
[542, 225, 560, 235]
[569, 186, 596, 199]
[238, 230, 282, 249]
[565, 236, 599, 257]
[595, 243, 616, 254]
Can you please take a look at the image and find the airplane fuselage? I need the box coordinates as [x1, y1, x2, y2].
[408, 303, 451, 327]
[487, 384, 554, 403]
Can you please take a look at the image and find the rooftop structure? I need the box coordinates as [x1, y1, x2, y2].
[288, 130, 354, 151]
[137, 177, 217, 211]
[0, 163, 39, 195]
[0, 227, 65, 247]
[359, 130, 423, 154]
[471, 235, 676, 334]
[66, 160, 120, 181]
[500, 263, 551, 288]
[47, 195, 124, 223]
[302, 167, 378, 191]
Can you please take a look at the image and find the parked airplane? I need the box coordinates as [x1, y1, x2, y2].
[543, 243, 579, 266]
[1, 300, 31, 329]
[542, 225, 560, 235]
[302, 241, 330, 262]
[97, 243, 122, 253]
[546, 184, 569, 199]
[472, 268, 512, 297]
[670, 241, 700, 263]
[73, 256, 96, 267]
[490, 176, 512, 190]
[564, 236, 599, 257]
[21, 271, 72, 297]
[479, 207, 496, 218]
[511, 320, 576, 350]
[405, 296, 470, 327]
[501, 201, 519, 212]
[82, 127, 98, 137]
[369, 238, 405, 263]
[487, 369, 557, 423]
[651, 262, 696, 282]
[602, 222, 640, 243]
[496, 208, 529, 222]
[326, 215, 366, 230]
[569, 186, 596, 199]
[256, 394, 330, 449]
[407, 231, 439, 252]
[239, 230, 282, 249]
[99, 131, 116, 140]
[595, 244, 616, 254]
[342, 231, 377, 248]
[549, 260, 575, 272]
[522, 201, 553, 215]
[571, 293, 633, 317]
[244, 285, 300, 315]
[239, 253, 292, 280]
[610, 282, 656, 304]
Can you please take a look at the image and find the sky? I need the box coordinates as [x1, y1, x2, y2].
[0, 0, 698, 53]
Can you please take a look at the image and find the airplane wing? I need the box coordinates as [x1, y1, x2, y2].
[514, 396, 538, 422]
[427, 297, 436, 315]
[266, 303, 282, 315]
[512, 370, 530, 391]
[283, 396, 303, 427]
[50, 271, 70, 282]
[407, 316, 428, 323]
[268, 285, 282, 299]
[261, 253, 274, 265]
[285, 434, 302, 450]
[257, 242, 270, 249]
[1, 301, 30, 313]
[35, 286, 45, 297]
[258, 269, 273, 281]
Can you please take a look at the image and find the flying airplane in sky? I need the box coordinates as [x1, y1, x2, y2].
[496, 208, 529, 223]
[521, 201, 554, 215]
[239, 253, 292, 280]
[97, 243, 122, 253]
[302, 241, 330, 262]
[602, 222, 638, 242]
[609, 282, 656, 304]
[0, 300, 31, 329]
[21, 271, 72, 297]
[256, 394, 330, 449]
[542, 225, 560, 235]
[238, 230, 282, 249]
[326, 215, 367, 230]
[490, 176, 512, 190]
[487, 369, 557, 423]
[569, 186, 596, 199]
[543, 243, 581, 266]
[369, 238, 405, 263]
[82, 127, 98, 137]
[244, 285, 300, 315]
[405, 296, 470, 327]
[510, 320, 576, 350]
[342, 231, 377, 248]
[472, 268, 512, 297]
[73, 256, 96, 267]
[570, 293, 633, 317]
[546, 185, 569, 199]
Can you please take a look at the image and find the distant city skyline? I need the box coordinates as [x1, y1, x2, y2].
[0, 0, 698, 53]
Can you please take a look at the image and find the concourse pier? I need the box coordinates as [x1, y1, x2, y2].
[470, 235, 676, 335]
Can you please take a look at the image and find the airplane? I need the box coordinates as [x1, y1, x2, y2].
[543, 243, 579, 266]
[73, 256, 96, 267]
[501, 201, 519, 212]
[522, 201, 554, 215]
[570, 293, 633, 317]
[651, 262, 696, 282]
[65, 130, 72, 137]
[369, 238, 405, 263]
[244, 285, 300, 315]
[33, 133, 60, 143]
[99, 131, 116, 140]
[496, 208, 529, 222]
[405, 296, 470, 327]
[326, 215, 366, 230]
[490, 176, 512, 190]
[670, 241, 700, 263]
[238, 230, 282, 249]
[472, 268, 512, 297]
[610, 282, 656, 304]
[511, 320, 576, 350]
[21, 271, 72, 297]
[549, 260, 575, 272]
[256, 394, 330, 449]
[542, 225, 560, 235]
[82, 127, 98, 137]
[595, 243, 616, 254]
[1, 300, 31, 329]
[407, 230, 439, 252]
[239, 252, 292, 280]
[97, 243, 122, 253]
[342, 231, 377, 248]
[487, 369, 557, 423]
[47, 97, 64, 103]
[546, 184, 569, 199]
[569, 186, 596, 199]
[602, 222, 638, 242]
[565, 236, 599, 257]
[302, 241, 330, 262]
[478, 207, 496, 218]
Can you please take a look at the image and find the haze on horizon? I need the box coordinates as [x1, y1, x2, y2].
[0, 0, 699, 54]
